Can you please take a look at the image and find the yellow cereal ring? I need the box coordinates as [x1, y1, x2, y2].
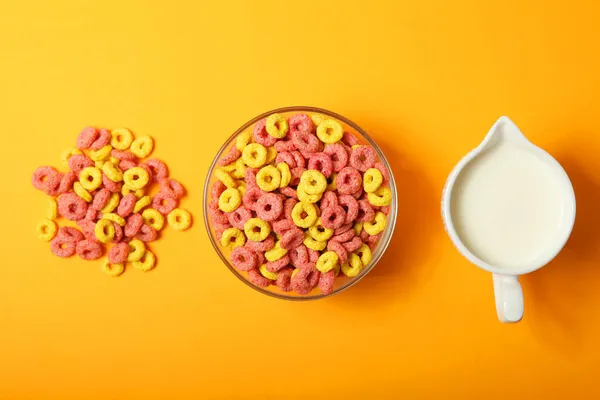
[102, 259, 125, 277]
[122, 185, 145, 199]
[132, 250, 156, 272]
[367, 187, 392, 207]
[79, 167, 103, 191]
[300, 170, 327, 195]
[60, 147, 82, 169]
[130, 136, 154, 158]
[327, 173, 337, 191]
[109, 156, 120, 165]
[297, 183, 322, 204]
[316, 251, 339, 273]
[102, 161, 123, 182]
[237, 184, 246, 197]
[142, 208, 165, 231]
[95, 160, 106, 169]
[102, 212, 126, 226]
[355, 243, 372, 266]
[95, 219, 115, 243]
[291, 202, 318, 228]
[242, 143, 267, 168]
[133, 195, 152, 213]
[167, 208, 192, 230]
[123, 166, 150, 190]
[47, 197, 58, 219]
[341, 253, 362, 277]
[256, 165, 281, 192]
[110, 128, 134, 150]
[231, 158, 247, 179]
[89, 145, 113, 162]
[363, 168, 383, 193]
[218, 188, 242, 212]
[220, 227, 246, 249]
[37, 219, 57, 241]
[221, 162, 237, 173]
[333, 263, 341, 277]
[74, 182, 92, 202]
[353, 222, 363, 236]
[244, 218, 271, 242]
[236, 130, 252, 151]
[363, 211, 387, 235]
[311, 113, 326, 125]
[266, 146, 277, 164]
[277, 162, 291, 188]
[308, 217, 333, 241]
[303, 233, 326, 251]
[259, 264, 278, 280]
[265, 113, 289, 138]
[127, 239, 146, 262]
[101, 193, 120, 213]
[215, 168, 237, 188]
[265, 240, 288, 262]
[317, 119, 343, 144]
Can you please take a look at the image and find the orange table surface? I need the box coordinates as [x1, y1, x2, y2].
[1, 1, 600, 399]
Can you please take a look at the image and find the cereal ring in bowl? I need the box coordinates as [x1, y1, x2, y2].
[203, 107, 397, 300]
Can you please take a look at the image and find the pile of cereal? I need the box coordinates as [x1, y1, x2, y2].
[208, 112, 392, 295]
[32, 127, 192, 276]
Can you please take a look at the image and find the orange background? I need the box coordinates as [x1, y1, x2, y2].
[1, 1, 600, 398]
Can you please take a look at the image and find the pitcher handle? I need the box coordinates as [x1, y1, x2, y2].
[492, 274, 523, 323]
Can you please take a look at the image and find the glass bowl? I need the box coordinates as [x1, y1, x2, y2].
[203, 106, 398, 300]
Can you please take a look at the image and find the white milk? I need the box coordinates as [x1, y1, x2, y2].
[450, 143, 568, 270]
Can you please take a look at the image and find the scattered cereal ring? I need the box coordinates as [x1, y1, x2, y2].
[133, 195, 152, 214]
[58, 192, 88, 220]
[341, 253, 362, 277]
[256, 165, 281, 192]
[265, 146, 277, 164]
[219, 145, 242, 167]
[289, 113, 314, 134]
[291, 131, 320, 153]
[321, 205, 346, 230]
[68, 154, 95, 175]
[31, 166, 61, 194]
[279, 186, 298, 201]
[144, 159, 168, 181]
[126, 239, 145, 262]
[101, 193, 120, 214]
[116, 193, 137, 217]
[215, 169, 237, 188]
[135, 224, 157, 242]
[76, 127, 98, 149]
[72, 182, 92, 203]
[326, 239, 348, 265]
[95, 219, 116, 243]
[259, 264, 279, 280]
[121, 185, 144, 199]
[232, 157, 247, 180]
[89, 145, 113, 162]
[297, 184, 321, 204]
[265, 240, 288, 262]
[349, 145, 377, 172]
[102, 212, 126, 226]
[363, 211, 387, 235]
[330, 227, 355, 243]
[343, 236, 363, 253]
[363, 168, 383, 193]
[291, 202, 318, 228]
[290, 151, 307, 169]
[101, 259, 125, 276]
[124, 213, 144, 237]
[37, 219, 58, 241]
[316, 119, 344, 144]
[275, 267, 294, 292]
[255, 193, 283, 221]
[108, 242, 129, 264]
[78, 167, 102, 191]
[236, 130, 252, 151]
[275, 151, 296, 168]
[102, 161, 123, 182]
[110, 128, 134, 150]
[272, 219, 295, 236]
[243, 218, 271, 242]
[142, 208, 165, 231]
[248, 268, 272, 287]
[50, 236, 77, 258]
[242, 186, 262, 211]
[75, 239, 103, 260]
[218, 188, 242, 212]
[265, 254, 290, 272]
[110, 149, 136, 161]
[102, 174, 123, 193]
[123, 166, 150, 190]
[252, 119, 278, 147]
[230, 246, 257, 271]
[47, 197, 58, 219]
[218, 227, 245, 249]
[211, 181, 227, 200]
[274, 138, 295, 153]
[275, 162, 291, 189]
[60, 148, 82, 169]
[355, 243, 372, 266]
[318, 270, 335, 295]
[316, 251, 339, 273]
[129, 136, 154, 158]
[265, 113, 289, 138]
[308, 217, 333, 242]
[242, 143, 268, 168]
[280, 227, 305, 250]
[336, 167, 362, 195]
[300, 170, 327, 195]
[118, 159, 137, 172]
[57, 171, 77, 195]
[90, 128, 111, 150]
[323, 144, 349, 172]
[367, 187, 392, 207]
[288, 244, 308, 268]
[303, 234, 326, 251]
[56, 227, 84, 244]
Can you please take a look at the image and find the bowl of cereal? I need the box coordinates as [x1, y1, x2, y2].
[204, 106, 397, 299]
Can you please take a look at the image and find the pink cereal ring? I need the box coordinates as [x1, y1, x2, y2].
[289, 113, 314, 134]
[227, 206, 252, 230]
[291, 267, 320, 295]
[321, 205, 347, 230]
[137, 164, 153, 182]
[159, 178, 185, 199]
[280, 227, 304, 250]
[85, 208, 98, 221]
[324, 144, 349, 172]
[283, 198, 298, 220]
[135, 224, 157, 242]
[76, 239, 103, 260]
[256, 251, 266, 266]
[119, 160, 137, 172]
[50, 236, 76, 258]
[289, 167, 305, 187]
[243, 187, 264, 211]
[246, 235, 275, 252]
[380, 205, 391, 215]
[341, 131, 359, 147]
[124, 213, 144, 237]
[374, 162, 390, 183]
[275, 267, 294, 292]
[102, 174, 123, 193]
[57, 171, 77, 195]
[244, 168, 259, 188]
[351, 187, 364, 199]
[272, 219, 295, 236]
[111, 149, 136, 161]
[308, 248, 319, 264]
[117, 193, 137, 217]
[330, 228, 355, 243]
[275, 151, 297, 168]
[90, 128, 111, 150]
[77, 219, 97, 240]
[91, 188, 110, 211]
[290, 151, 306, 169]
[337, 195, 359, 224]
[248, 268, 272, 287]
[288, 244, 308, 268]
[320, 191, 338, 210]
[333, 222, 353, 236]
[68, 154, 94, 174]
[318, 270, 335, 295]
[211, 180, 227, 200]
[350, 145, 376, 172]
[58, 193, 88, 221]
[209, 200, 229, 225]
[327, 240, 348, 264]
[368, 233, 382, 250]
[214, 222, 232, 240]
[108, 242, 129, 264]
[279, 186, 298, 200]
[144, 159, 168, 181]
[255, 193, 283, 222]
[336, 167, 362, 195]
[218, 145, 242, 166]
[291, 131, 320, 153]
[230, 246, 257, 271]
[357, 200, 375, 222]
[57, 226, 85, 243]
[274, 139, 295, 153]
[31, 166, 60, 192]
[252, 118, 277, 146]
[76, 127, 99, 149]
[360, 229, 370, 242]
[152, 192, 178, 215]
[266, 255, 290, 273]
[307, 153, 333, 178]
[343, 236, 363, 252]
[112, 222, 124, 243]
